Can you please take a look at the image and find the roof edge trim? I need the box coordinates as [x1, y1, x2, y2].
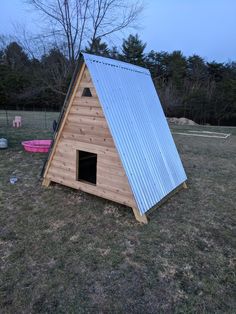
[82, 53, 150, 76]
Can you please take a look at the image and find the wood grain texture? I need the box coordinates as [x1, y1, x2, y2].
[43, 64, 139, 217]
[43, 63, 86, 178]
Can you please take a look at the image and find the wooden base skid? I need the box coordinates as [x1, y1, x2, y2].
[42, 178, 51, 187]
[132, 207, 148, 224]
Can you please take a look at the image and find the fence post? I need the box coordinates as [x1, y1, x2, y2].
[4, 108, 9, 126]
[44, 107, 47, 129]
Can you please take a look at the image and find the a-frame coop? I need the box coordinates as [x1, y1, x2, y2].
[42, 53, 187, 223]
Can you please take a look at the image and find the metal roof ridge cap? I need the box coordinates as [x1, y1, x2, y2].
[82, 52, 150, 76]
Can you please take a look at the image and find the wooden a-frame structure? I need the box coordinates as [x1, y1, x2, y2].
[42, 53, 187, 223]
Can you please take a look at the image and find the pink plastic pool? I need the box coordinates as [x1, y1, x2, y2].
[22, 140, 52, 153]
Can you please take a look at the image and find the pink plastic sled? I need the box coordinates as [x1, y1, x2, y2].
[22, 140, 52, 153]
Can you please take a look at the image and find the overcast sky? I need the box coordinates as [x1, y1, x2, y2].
[1, 0, 236, 62]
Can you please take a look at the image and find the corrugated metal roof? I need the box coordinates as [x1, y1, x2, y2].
[83, 53, 187, 215]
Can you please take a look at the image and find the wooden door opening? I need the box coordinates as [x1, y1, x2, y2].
[77, 150, 97, 184]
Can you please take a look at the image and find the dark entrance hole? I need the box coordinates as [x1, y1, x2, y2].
[77, 150, 97, 184]
[82, 88, 92, 97]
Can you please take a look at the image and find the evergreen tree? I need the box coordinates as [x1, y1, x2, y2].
[165, 51, 187, 85]
[110, 46, 120, 60]
[121, 34, 146, 66]
[187, 55, 207, 82]
[145, 50, 169, 80]
[85, 38, 110, 56]
[4, 42, 29, 70]
[0, 38, 236, 125]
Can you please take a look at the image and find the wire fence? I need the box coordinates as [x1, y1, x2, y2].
[0, 110, 60, 132]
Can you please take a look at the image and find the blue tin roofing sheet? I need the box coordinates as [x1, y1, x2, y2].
[83, 53, 187, 215]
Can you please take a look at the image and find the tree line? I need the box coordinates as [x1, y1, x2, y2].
[0, 34, 236, 125]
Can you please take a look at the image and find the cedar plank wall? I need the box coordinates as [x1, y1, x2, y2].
[46, 66, 136, 208]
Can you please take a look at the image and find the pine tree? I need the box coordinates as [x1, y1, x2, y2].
[85, 38, 110, 56]
[4, 42, 29, 70]
[110, 46, 120, 60]
[121, 34, 146, 66]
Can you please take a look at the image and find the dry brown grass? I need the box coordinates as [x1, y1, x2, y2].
[0, 114, 236, 313]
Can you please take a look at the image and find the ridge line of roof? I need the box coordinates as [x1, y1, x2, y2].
[82, 52, 150, 76]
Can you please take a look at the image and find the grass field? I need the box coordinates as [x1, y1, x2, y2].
[0, 111, 236, 313]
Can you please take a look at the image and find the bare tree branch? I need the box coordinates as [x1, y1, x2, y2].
[26, 0, 143, 63]
[22, 0, 143, 95]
